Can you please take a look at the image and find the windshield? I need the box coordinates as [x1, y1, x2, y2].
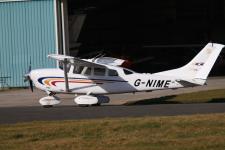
[59, 63, 71, 73]
[73, 66, 84, 74]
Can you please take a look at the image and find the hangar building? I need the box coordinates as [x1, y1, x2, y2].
[0, 0, 69, 87]
[1, 0, 225, 88]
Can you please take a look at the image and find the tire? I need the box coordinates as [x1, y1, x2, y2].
[92, 103, 101, 106]
[78, 104, 89, 107]
[43, 105, 53, 108]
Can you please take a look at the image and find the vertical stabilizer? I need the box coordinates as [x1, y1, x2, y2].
[154, 43, 224, 81]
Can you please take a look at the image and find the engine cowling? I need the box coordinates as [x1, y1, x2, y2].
[74, 95, 110, 106]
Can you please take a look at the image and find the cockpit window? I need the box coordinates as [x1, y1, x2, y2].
[59, 63, 71, 73]
[73, 66, 92, 76]
[123, 69, 133, 75]
[94, 68, 106, 76]
[108, 69, 118, 76]
[73, 66, 84, 74]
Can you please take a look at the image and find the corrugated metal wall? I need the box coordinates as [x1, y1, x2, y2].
[0, 0, 57, 87]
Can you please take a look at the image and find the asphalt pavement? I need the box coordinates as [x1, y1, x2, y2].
[0, 77, 225, 124]
[0, 103, 225, 124]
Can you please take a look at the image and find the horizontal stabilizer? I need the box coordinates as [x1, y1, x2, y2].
[176, 79, 204, 87]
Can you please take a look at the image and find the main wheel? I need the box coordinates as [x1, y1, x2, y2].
[92, 103, 101, 106]
[78, 104, 89, 107]
[43, 105, 53, 108]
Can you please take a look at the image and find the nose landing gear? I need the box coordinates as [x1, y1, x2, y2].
[39, 91, 61, 108]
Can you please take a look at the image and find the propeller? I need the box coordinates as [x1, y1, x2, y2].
[24, 59, 34, 92]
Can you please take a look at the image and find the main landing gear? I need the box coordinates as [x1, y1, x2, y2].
[74, 95, 110, 107]
[39, 91, 110, 108]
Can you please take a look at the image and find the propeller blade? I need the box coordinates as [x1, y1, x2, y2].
[28, 58, 32, 72]
[29, 79, 33, 92]
[24, 58, 33, 92]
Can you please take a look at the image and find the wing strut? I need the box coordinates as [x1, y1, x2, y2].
[63, 58, 70, 92]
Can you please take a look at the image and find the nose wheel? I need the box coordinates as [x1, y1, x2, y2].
[39, 95, 61, 108]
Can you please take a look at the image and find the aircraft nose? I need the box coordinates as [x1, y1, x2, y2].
[29, 69, 48, 82]
[29, 70, 34, 80]
[29, 70, 38, 81]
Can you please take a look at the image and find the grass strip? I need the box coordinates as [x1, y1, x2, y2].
[1, 114, 225, 150]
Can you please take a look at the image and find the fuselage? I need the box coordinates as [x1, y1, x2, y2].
[30, 65, 185, 95]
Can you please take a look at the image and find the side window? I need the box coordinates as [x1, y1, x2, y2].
[108, 69, 118, 76]
[123, 69, 133, 75]
[94, 68, 106, 76]
[83, 67, 92, 76]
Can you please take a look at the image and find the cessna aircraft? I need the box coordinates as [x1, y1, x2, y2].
[24, 43, 224, 107]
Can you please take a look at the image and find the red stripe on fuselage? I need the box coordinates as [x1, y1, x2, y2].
[51, 80, 103, 86]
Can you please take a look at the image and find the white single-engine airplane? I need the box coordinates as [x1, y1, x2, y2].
[24, 43, 224, 107]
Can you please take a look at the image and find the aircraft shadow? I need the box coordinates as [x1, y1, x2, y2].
[208, 98, 225, 103]
[124, 95, 181, 106]
[36, 98, 225, 109]
[125, 96, 225, 106]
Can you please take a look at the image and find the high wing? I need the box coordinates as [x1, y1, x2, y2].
[48, 54, 107, 68]
[74, 58, 107, 68]
[90, 57, 126, 66]
[47, 54, 74, 61]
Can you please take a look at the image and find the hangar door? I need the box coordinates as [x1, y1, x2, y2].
[0, 0, 58, 87]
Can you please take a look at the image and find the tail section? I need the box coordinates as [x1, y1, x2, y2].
[154, 43, 224, 84]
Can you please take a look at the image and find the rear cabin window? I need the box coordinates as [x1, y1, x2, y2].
[108, 69, 118, 76]
[123, 69, 133, 75]
[94, 68, 106, 76]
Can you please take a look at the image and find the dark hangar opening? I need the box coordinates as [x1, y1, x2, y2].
[67, 0, 225, 75]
